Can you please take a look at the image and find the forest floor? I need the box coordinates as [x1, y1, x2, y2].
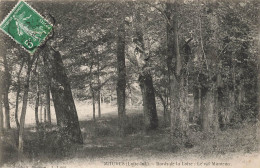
[1, 109, 260, 168]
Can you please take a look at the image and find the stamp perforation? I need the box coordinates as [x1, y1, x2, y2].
[0, 1, 53, 55]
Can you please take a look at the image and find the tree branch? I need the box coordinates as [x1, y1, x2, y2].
[181, 37, 193, 50]
[39, 13, 56, 49]
[144, 2, 172, 27]
[198, 7, 209, 71]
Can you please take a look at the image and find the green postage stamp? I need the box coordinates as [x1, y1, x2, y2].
[0, 1, 53, 54]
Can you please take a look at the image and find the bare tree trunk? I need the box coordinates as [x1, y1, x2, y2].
[139, 74, 158, 131]
[42, 52, 52, 125]
[166, 0, 188, 151]
[256, 27, 260, 147]
[169, 74, 183, 150]
[90, 86, 96, 121]
[0, 68, 4, 163]
[133, 8, 158, 131]
[46, 86, 51, 124]
[157, 91, 167, 125]
[35, 72, 40, 127]
[200, 86, 210, 132]
[102, 93, 104, 104]
[0, 72, 3, 133]
[230, 57, 240, 123]
[3, 53, 11, 130]
[44, 107, 46, 123]
[3, 93, 10, 129]
[15, 60, 24, 129]
[213, 87, 220, 132]
[180, 73, 189, 133]
[166, 88, 171, 124]
[193, 86, 201, 124]
[43, 46, 83, 144]
[18, 61, 32, 153]
[109, 90, 112, 106]
[40, 97, 43, 123]
[97, 91, 101, 118]
[129, 90, 132, 107]
[116, 11, 126, 136]
[97, 55, 101, 118]
[0, 95, 3, 164]
[0, 95, 3, 133]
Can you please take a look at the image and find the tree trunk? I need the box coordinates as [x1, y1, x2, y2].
[0, 72, 3, 133]
[166, 0, 188, 151]
[193, 87, 201, 124]
[0, 95, 3, 133]
[42, 53, 52, 125]
[97, 90, 101, 118]
[15, 60, 24, 129]
[0, 95, 2, 165]
[40, 97, 43, 123]
[35, 73, 40, 127]
[3, 92, 10, 129]
[213, 87, 220, 132]
[200, 87, 211, 132]
[157, 91, 167, 125]
[109, 90, 112, 106]
[133, 8, 158, 131]
[97, 55, 101, 118]
[46, 86, 51, 124]
[18, 61, 32, 153]
[44, 107, 46, 123]
[230, 57, 240, 123]
[43, 46, 83, 144]
[169, 74, 183, 151]
[166, 88, 171, 124]
[102, 93, 104, 104]
[257, 27, 260, 149]
[129, 90, 132, 107]
[139, 74, 158, 131]
[180, 73, 189, 133]
[91, 86, 96, 121]
[116, 12, 126, 136]
[3, 53, 11, 130]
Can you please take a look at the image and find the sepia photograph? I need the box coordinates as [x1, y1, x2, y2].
[0, 0, 259, 167]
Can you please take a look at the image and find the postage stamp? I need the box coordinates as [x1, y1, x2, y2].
[0, 1, 53, 54]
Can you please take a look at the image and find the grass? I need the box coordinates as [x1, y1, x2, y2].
[0, 108, 259, 167]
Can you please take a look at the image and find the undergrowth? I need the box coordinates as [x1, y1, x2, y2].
[0, 109, 259, 166]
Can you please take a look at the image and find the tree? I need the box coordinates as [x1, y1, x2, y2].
[116, 5, 127, 136]
[257, 22, 260, 149]
[0, 71, 3, 133]
[165, 0, 191, 151]
[97, 54, 101, 118]
[18, 53, 37, 153]
[45, 85, 51, 124]
[133, 6, 158, 131]
[34, 60, 40, 127]
[42, 44, 83, 144]
[2, 52, 11, 129]
[14, 57, 25, 129]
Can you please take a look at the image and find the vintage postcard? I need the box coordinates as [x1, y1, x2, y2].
[0, 0, 259, 168]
